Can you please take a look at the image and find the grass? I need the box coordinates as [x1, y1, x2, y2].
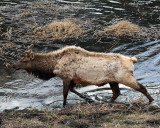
[103, 20, 140, 37]
[19, 10, 32, 18]
[1, 100, 160, 128]
[33, 18, 84, 40]
[2, 118, 44, 128]
[2, 27, 12, 40]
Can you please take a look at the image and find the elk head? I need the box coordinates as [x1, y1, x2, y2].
[13, 50, 35, 70]
[13, 44, 35, 70]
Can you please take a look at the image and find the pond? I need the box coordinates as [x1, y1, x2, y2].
[0, 0, 160, 111]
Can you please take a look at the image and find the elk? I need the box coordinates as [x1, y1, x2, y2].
[13, 45, 154, 106]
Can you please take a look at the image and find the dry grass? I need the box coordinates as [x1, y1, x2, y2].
[103, 20, 140, 37]
[33, 18, 84, 40]
[2, 118, 44, 128]
[2, 27, 12, 40]
[19, 10, 32, 18]
[60, 102, 128, 116]
[1, 101, 160, 128]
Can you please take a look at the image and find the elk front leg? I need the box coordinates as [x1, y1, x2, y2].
[70, 82, 94, 103]
[63, 79, 71, 106]
[109, 82, 121, 102]
[70, 82, 85, 98]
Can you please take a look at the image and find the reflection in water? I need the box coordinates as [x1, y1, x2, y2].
[0, 0, 160, 111]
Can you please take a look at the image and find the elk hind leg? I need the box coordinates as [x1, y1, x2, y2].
[122, 75, 154, 102]
[136, 82, 154, 102]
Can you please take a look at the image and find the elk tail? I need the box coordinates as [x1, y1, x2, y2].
[130, 57, 137, 62]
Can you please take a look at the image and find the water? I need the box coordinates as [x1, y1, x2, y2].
[0, 0, 160, 111]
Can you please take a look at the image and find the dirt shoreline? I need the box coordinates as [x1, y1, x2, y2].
[1, 100, 160, 128]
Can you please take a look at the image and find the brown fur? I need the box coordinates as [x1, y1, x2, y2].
[13, 46, 154, 106]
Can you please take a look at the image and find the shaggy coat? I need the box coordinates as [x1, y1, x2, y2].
[13, 46, 154, 106]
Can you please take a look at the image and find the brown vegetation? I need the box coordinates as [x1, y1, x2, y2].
[103, 20, 140, 37]
[19, 10, 32, 18]
[33, 18, 84, 40]
[101, 20, 160, 40]
[2, 27, 12, 40]
[1, 100, 160, 128]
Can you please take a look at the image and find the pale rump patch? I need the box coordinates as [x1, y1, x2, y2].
[130, 57, 137, 62]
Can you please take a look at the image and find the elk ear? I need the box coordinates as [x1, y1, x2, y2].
[25, 50, 32, 57]
[28, 44, 34, 50]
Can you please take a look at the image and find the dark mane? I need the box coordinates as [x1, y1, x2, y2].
[28, 69, 56, 80]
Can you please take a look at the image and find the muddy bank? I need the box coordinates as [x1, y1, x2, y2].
[1, 100, 160, 128]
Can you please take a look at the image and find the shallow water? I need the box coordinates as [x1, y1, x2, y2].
[0, 0, 160, 111]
